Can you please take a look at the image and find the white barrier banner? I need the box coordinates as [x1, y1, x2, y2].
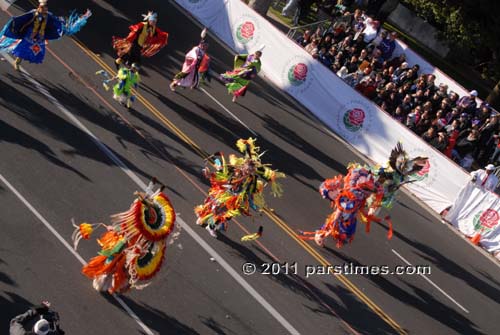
[175, 0, 470, 213]
[445, 183, 500, 252]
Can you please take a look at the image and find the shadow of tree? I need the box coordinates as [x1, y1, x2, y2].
[395, 199, 436, 224]
[323, 246, 485, 335]
[0, 257, 17, 287]
[154, 90, 332, 193]
[381, 224, 500, 304]
[199, 316, 235, 335]
[0, 291, 34, 332]
[0, 75, 156, 181]
[0, 78, 90, 181]
[215, 233, 399, 334]
[3, 72, 208, 192]
[100, 293, 200, 335]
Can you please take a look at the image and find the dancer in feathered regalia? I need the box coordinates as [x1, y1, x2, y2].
[299, 164, 385, 248]
[300, 142, 428, 248]
[72, 178, 177, 294]
[365, 142, 429, 217]
[112, 11, 168, 69]
[95, 62, 140, 108]
[0, 0, 91, 70]
[195, 138, 285, 238]
[170, 28, 209, 91]
[112, 62, 140, 108]
[220, 51, 262, 103]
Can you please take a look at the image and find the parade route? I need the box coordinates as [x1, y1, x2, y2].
[1, 1, 500, 334]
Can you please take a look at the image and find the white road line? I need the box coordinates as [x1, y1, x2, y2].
[2, 54, 301, 335]
[0, 174, 87, 266]
[0, 174, 155, 335]
[199, 87, 258, 137]
[168, 56, 258, 137]
[1, 53, 155, 335]
[391, 249, 469, 314]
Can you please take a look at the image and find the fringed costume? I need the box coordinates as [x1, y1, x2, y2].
[112, 11, 168, 68]
[299, 164, 385, 248]
[198, 53, 211, 84]
[170, 28, 209, 91]
[366, 142, 429, 216]
[195, 138, 285, 239]
[112, 63, 140, 108]
[0, 0, 91, 70]
[73, 179, 177, 294]
[300, 142, 429, 248]
[220, 52, 262, 103]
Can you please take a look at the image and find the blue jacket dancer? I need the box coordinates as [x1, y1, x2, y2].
[0, 0, 91, 70]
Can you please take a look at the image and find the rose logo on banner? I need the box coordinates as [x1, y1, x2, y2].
[281, 56, 314, 93]
[233, 16, 260, 49]
[409, 158, 431, 182]
[236, 21, 255, 44]
[336, 100, 373, 141]
[406, 147, 436, 187]
[288, 63, 308, 86]
[343, 108, 365, 132]
[473, 208, 500, 233]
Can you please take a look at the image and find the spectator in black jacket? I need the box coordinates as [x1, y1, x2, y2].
[431, 131, 449, 153]
[295, 29, 312, 48]
[452, 129, 479, 169]
[10, 301, 64, 335]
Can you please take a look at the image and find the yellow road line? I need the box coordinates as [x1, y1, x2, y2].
[71, 38, 209, 159]
[66, 35, 406, 334]
[263, 208, 407, 334]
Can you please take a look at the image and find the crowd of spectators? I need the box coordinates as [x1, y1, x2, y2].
[293, 8, 500, 172]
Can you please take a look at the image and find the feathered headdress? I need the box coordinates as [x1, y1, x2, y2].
[236, 137, 259, 159]
[388, 142, 428, 177]
[199, 27, 209, 48]
[201, 27, 208, 39]
[142, 11, 158, 22]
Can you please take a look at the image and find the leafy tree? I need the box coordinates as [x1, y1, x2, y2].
[401, 0, 500, 109]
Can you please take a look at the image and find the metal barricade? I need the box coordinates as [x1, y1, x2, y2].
[287, 19, 331, 39]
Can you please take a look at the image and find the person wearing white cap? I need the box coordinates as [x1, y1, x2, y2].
[9, 301, 64, 334]
[470, 164, 499, 192]
[456, 89, 478, 114]
[33, 319, 51, 335]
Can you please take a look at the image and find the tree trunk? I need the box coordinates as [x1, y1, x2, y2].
[486, 80, 500, 111]
[248, 0, 273, 17]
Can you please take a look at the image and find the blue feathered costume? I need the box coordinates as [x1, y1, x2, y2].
[0, 2, 91, 67]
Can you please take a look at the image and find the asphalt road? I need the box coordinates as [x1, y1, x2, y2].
[1, 1, 500, 334]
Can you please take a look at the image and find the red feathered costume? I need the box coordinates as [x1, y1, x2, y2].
[112, 15, 168, 67]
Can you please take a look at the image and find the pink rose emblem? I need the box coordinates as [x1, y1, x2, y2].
[417, 159, 431, 176]
[240, 21, 255, 40]
[293, 63, 308, 81]
[480, 209, 499, 229]
[348, 108, 365, 127]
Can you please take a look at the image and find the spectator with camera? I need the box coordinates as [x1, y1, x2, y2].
[10, 301, 64, 335]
